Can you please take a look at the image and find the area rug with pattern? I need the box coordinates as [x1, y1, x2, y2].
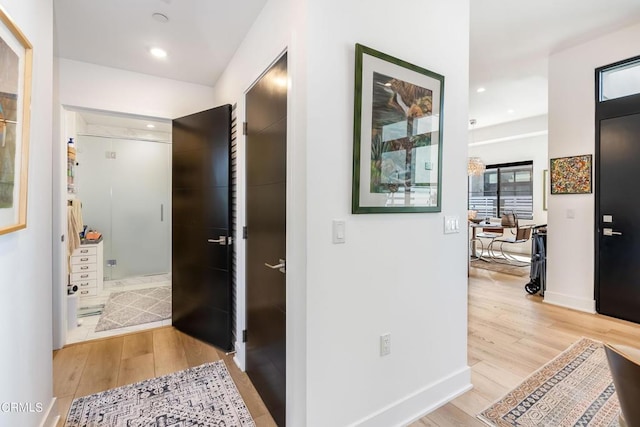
[94, 286, 171, 332]
[64, 360, 255, 427]
[478, 337, 620, 426]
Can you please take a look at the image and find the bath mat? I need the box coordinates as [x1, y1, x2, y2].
[94, 286, 171, 332]
[65, 360, 255, 426]
[478, 337, 620, 426]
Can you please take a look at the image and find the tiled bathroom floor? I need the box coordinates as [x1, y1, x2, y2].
[66, 273, 172, 344]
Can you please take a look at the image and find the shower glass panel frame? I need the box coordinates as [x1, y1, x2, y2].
[75, 135, 171, 281]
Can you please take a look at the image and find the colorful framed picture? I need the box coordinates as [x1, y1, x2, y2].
[550, 155, 592, 195]
[0, 6, 32, 235]
[352, 44, 444, 214]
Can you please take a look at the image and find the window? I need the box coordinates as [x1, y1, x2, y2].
[468, 161, 533, 220]
[599, 57, 640, 102]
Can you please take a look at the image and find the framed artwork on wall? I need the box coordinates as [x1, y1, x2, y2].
[0, 6, 32, 235]
[351, 43, 444, 214]
[550, 154, 592, 195]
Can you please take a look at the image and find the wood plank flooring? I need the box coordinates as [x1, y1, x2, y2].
[53, 267, 640, 426]
[411, 267, 640, 426]
[53, 326, 276, 426]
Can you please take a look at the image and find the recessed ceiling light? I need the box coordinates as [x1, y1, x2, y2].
[477, 87, 486, 93]
[507, 109, 515, 114]
[152, 13, 169, 23]
[150, 47, 167, 58]
[146, 124, 155, 129]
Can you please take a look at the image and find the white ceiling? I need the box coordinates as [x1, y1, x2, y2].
[470, 0, 640, 128]
[54, 1, 640, 130]
[53, 0, 267, 87]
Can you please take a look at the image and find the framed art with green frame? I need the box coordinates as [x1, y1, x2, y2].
[352, 43, 444, 214]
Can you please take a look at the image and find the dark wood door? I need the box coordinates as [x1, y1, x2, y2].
[596, 89, 640, 324]
[246, 53, 287, 425]
[172, 105, 234, 351]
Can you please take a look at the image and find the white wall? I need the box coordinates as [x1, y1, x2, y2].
[469, 116, 548, 254]
[58, 58, 217, 119]
[304, 1, 470, 425]
[0, 0, 55, 426]
[213, 0, 470, 425]
[547, 22, 640, 313]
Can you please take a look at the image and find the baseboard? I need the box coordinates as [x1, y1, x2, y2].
[349, 366, 472, 427]
[233, 340, 246, 371]
[544, 291, 596, 314]
[39, 398, 59, 427]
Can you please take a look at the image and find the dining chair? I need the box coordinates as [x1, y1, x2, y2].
[489, 212, 532, 263]
[604, 343, 640, 427]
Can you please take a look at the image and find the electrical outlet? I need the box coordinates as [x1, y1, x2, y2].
[380, 333, 391, 356]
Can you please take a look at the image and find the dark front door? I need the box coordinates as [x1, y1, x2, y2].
[596, 88, 640, 324]
[172, 105, 233, 351]
[246, 53, 287, 425]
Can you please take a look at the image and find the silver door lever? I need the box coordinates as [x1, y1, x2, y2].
[208, 236, 232, 245]
[603, 228, 622, 236]
[265, 259, 286, 273]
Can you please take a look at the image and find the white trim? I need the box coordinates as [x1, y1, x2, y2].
[38, 398, 59, 427]
[469, 130, 548, 147]
[544, 291, 596, 313]
[348, 366, 472, 427]
[233, 346, 245, 371]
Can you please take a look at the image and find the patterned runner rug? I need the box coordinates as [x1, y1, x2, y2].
[478, 338, 620, 426]
[65, 360, 255, 427]
[95, 286, 171, 332]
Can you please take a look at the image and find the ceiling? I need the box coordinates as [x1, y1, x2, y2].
[54, 1, 640, 130]
[53, 0, 267, 87]
[470, 0, 640, 128]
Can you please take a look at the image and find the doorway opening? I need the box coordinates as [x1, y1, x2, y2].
[63, 108, 173, 344]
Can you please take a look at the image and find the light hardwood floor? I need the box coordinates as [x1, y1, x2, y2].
[411, 267, 640, 426]
[54, 267, 640, 426]
[53, 326, 277, 426]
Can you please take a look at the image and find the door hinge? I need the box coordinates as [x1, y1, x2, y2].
[242, 226, 248, 239]
[242, 329, 247, 343]
[242, 122, 248, 136]
[61, 234, 65, 242]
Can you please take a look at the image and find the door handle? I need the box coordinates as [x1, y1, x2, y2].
[265, 258, 286, 273]
[208, 236, 232, 245]
[603, 228, 622, 236]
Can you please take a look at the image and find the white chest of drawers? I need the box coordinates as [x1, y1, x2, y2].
[70, 240, 104, 299]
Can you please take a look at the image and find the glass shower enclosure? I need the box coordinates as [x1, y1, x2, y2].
[75, 135, 171, 281]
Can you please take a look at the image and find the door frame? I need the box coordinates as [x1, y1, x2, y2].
[234, 49, 289, 370]
[52, 106, 173, 349]
[593, 55, 640, 312]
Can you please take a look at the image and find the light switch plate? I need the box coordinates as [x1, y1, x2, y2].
[332, 220, 346, 244]
[444, 215, 460, 234]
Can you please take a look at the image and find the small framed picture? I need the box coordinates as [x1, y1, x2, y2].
[550, 155, 592, 195]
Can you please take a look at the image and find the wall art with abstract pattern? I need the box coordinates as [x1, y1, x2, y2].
[550, 154, 592, 195]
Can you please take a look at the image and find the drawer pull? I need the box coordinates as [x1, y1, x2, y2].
[80, 282, 90, 287]
[81, 290, 89, 295]
[80, 257, 89, 261]
[80, 249, 89, 253]
[80, 266, 89, 270]
[81, 274, 89, 278]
